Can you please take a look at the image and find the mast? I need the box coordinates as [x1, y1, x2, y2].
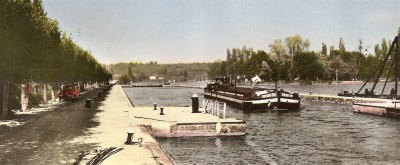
[396, 35, 400, 98]
[370, 37, 398, 95]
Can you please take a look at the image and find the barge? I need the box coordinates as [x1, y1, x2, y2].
[204, 78, 300, 111]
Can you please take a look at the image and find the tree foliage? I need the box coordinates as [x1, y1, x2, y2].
[294, 52, 323, 80]
[207, 32, 400, 83]
[111, 62, 211, 82]
[0, 0, 111, 83]
[269, 39, 287, 63]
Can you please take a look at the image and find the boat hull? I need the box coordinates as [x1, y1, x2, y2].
[204, 91, 300, 112]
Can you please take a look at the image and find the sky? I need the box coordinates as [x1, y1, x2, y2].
[42, 0, 400, 64]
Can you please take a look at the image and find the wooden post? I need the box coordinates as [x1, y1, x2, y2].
[0, 81, 10, 119]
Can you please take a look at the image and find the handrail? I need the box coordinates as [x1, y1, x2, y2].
[203, 99, 226, 119]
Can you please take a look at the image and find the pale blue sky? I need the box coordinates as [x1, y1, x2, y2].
[42, 0, 400, 64]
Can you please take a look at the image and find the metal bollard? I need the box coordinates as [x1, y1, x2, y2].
[160, 107, 164, 115]
[124, 128, 134, 145]
[191, 94, 199, 113]
[85, 98, 91, 108]
[309, 91, 312, 95]
[94, 96, 97, 101]
[153, 103, 157, 110]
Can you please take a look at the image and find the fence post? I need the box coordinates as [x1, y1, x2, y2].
[223, 103, 226, 119]
[211, 101, 214, 115]
[214, 101, 216, 115]
[206, 100, 209, 114]
[217, 101, 220, 117]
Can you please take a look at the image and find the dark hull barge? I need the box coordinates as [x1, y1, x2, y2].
[204, 81, 300, 112]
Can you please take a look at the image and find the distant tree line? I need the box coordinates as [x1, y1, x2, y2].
[209, 31, 400, 83]
[0, 0, 111, 83]
[111, 62, 210, 84]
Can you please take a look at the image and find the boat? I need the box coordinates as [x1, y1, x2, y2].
[203, 77, 301, 111]
[162, 82, 172, 87]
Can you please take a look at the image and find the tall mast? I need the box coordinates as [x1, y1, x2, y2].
[396, 35, 400, 98]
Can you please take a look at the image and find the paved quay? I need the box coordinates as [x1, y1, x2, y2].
[78, 85, 245, 165]
[76, 85, 175, 165]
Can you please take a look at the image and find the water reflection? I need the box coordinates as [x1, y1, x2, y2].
[215, 137, 223, 148]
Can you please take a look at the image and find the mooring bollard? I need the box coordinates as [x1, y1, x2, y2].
[309, 91, 312, 95]
[85, 98, 91, 108]
[124, 128, 134, 145]
[160, 107, 164, 115]
[153, 103, 157, 110]
[191, 94, 199, 113]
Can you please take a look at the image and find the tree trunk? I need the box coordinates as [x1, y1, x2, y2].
[335, 68, 339, 82]
[51, 89, 55, 101]
[0, 81, 10, 120]
[43, 84, 47, 104]
[21, 83, 28, 111]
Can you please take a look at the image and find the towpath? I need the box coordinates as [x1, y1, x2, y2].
[0, 87, 107, 164]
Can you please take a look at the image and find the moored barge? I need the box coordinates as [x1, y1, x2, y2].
[204, 78, 300, 111]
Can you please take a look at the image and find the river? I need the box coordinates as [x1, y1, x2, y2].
[123, 83, 400, 165]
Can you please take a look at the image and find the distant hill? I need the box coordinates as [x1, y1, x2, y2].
[110, 62, 212, 82]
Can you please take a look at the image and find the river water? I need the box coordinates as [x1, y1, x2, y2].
[123, 83, 400, 165]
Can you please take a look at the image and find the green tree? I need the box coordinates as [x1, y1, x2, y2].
[381, 38, 388, 57]
[398, 27, 400, 36]
[321, 43, 327, 56]
[118, 75, 129, 84]
[0, 0, 111, 84]
[374, 44, 382, 60]
[339, 37, 346, 55]
[293, 52, 323, 80]
[330, 56, 343, 81]
[285, 35, 311, 80]
[243, 50, 269, 80]
[303, 39, 311, 51]
[127, 66, 133, 80]
[269, 39, 287, 63]
[319, 43, 330, 80]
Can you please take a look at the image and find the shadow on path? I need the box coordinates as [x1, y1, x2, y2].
[0, 86, 111, 165]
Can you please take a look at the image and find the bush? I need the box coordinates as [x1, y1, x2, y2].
[28, 93, 44, 108]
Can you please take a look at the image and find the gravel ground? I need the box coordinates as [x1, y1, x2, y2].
[0, 87, 109, 165]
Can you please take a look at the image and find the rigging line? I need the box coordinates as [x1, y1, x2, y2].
[381, 57, 395, 95]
